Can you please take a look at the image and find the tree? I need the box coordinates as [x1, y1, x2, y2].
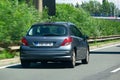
[75, 2, 80, 8]
[109, 2, 116, 17]
[81, 1, 102, 16]
[102, 0, 110, 16]
[81, 0, 117, 17]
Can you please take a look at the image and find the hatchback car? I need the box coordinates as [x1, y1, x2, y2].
[20, 22, 89, 68]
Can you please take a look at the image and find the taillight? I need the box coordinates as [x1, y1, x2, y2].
[61, 37, 73, 46]
[21, 38, 28, 46]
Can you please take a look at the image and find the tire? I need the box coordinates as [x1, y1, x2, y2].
[68, 50, 76, 68]
[82, 49, 89, 64]
[21, 60, 31, 68]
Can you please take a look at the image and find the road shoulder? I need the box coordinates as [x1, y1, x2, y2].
[0, 57, 20, 67]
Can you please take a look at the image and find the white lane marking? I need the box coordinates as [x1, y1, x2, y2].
[91, 43, 120, 73]
[90, 43, 120, 51]
[0, 63, 20, 69]
[111, 67, 120, 73]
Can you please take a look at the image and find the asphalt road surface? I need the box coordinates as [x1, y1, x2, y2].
[0, 44, 120, 80]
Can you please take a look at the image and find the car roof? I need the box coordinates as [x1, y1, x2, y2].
[32, 22, 75, 27]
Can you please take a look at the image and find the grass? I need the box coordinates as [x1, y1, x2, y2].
[0, 50, 16, 60]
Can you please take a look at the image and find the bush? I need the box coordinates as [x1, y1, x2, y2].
[0, 2, 120, 47]
[46, 4, 120, 37]
[0, 0, 42, 46]
[46, 4, 91, 35]
[0, 50, 15, 59]
[51, 4, 89, 22]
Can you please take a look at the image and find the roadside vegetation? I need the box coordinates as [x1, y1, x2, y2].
[0, 0, 42, 47]
[80, 0, 120, 17]
[0, 50, 15, 60]
[0, 0, 120, 59]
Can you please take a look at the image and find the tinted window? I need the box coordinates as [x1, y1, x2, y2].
[27, 25, 67, 36]
[70, 25, 82, 37]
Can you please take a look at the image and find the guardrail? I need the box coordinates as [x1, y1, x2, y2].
[0, 35, 120, 51]
[88, 35, 120, 43]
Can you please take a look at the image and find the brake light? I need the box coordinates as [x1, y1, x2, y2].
[21, 38, 28, 46]
[61, 37, 73, 46]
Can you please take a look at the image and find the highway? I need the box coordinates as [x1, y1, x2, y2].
[0, 44, 120, 80]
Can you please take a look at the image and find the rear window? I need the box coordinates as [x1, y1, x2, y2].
[27, 25, 67, 36]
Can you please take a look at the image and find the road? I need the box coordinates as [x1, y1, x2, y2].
[0, 44, 120, 80]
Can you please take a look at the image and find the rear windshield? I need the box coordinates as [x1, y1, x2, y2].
[27, 25, 67, 36]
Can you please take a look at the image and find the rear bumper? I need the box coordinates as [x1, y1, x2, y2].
[20, 47, 72, 62]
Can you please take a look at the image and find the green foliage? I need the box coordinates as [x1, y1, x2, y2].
[0, 0, 42, 45]
[102, 0, 111, 16]
[81, 1, 102, 16]
[81, 0, 117, 16]
[98, 19, 120, 36]
[0, 1, 120, 48]
[0, 50, 15, 59]
[45, 4, 91, 34]
[83, 18, 120, 37]
[45, 4, 120, 38]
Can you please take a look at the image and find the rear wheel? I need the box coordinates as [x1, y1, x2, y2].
[21, 60, 31, 68]
[68, 50, 76, 68]
[81, 49, 89, 64]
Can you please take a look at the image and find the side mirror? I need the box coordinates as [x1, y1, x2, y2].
[85, 35, 89, 39]
[83, 35, 89, 40]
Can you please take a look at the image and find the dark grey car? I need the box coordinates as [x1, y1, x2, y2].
[20, 22, 89, 68]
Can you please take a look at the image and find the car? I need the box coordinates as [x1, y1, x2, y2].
[20, 22, 89, 68]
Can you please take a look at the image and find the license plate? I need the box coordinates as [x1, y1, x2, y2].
[33, 42, 53, 47]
